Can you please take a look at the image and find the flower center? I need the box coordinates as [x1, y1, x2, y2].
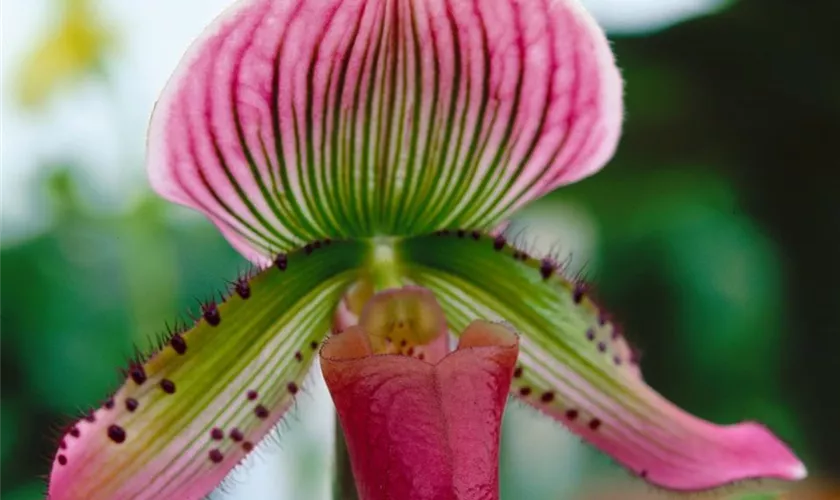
[359, 286, 447, 357]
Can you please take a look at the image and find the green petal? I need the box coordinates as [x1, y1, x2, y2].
[397, 232, 805, 491]
[48, 239, 364, 500]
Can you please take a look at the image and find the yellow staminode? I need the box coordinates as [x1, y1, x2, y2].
[360, 286, 447, 355]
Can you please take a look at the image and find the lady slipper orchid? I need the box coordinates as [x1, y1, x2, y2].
[321, 286, 519, 500]
[48, 0, 806, 498]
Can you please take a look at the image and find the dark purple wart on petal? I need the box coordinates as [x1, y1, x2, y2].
[513, 366, 523, 378]
[565, 409, 579, 421]
[493, 235, 506, 250]
[294, 351, 303, 362]
[104, 397, 115, 410]
[59, 438, 67, 450]
[160, 379, 176, 394]
[57, 455, 68, 466]
[287, 382, 299, 395]
[234, 276, 251, 299]
[201, 301, 221, 326]
[210, 428, 224, 440]
[107, 424, 126, 443]
[597, 342, 607, 353]
[242, 442, 254, 452]
[254, 405, 269, 419]
[274, 253, 288, 271]
[309, 340, 319, 350]
[540, 392, 555, 403]
[128, 363, 147, 385]
[572, 282, 587, 304]
[229, 428, 244, 442]
[540, 258, 556, 279]
[170, 333, 187, 355]
[304, 243, 314, 255]
[246, 390, 258, 401]
[84, 410, 96, 423]
[68, 426, 80, 438]
[208, 449, 223, 463]
[585, 328, 595, 341]
[519, 387, 532, 396]
[589, 418, 602, 431]
[125, 398, 139, 412]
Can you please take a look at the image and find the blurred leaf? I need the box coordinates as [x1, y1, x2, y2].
[1, 482, 47, 500]
[629, 191, 783, 377]
[1, 399, 22, 464]
[15, 0, 116, 109]
[116, 195, 179, 350]
[45, 168, 86, 220]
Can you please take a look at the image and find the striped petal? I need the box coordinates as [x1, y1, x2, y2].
[47, 240, 365, 500]
[397, 232, 806, 492]
[147, 0, 622, 263]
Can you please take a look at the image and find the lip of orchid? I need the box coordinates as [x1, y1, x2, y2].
[321, 287, 520, 500]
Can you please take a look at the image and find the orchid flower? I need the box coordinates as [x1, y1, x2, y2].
[47, 0, 806, 498]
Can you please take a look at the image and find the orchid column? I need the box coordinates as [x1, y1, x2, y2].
[47, 0, 805, 499]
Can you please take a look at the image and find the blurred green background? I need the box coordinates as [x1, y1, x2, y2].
[1, 0, 838, 498]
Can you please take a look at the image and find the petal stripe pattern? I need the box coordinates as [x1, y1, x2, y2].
[147, 0, 622, 262]
[399, 232, 806, 491]
[48, 240, 365, 500]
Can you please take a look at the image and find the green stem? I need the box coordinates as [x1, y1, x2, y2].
[333, 416, 359, 500]
[368, 238, 403, 291]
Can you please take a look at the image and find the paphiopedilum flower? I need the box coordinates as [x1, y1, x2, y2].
[321, 286, 519, 500]
[47, 0, 805, 498]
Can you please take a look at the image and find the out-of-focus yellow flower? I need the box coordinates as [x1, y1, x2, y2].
[15, 0, 116, 109]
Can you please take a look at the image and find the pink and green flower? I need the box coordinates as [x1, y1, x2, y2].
[47, 0, 805, 498]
